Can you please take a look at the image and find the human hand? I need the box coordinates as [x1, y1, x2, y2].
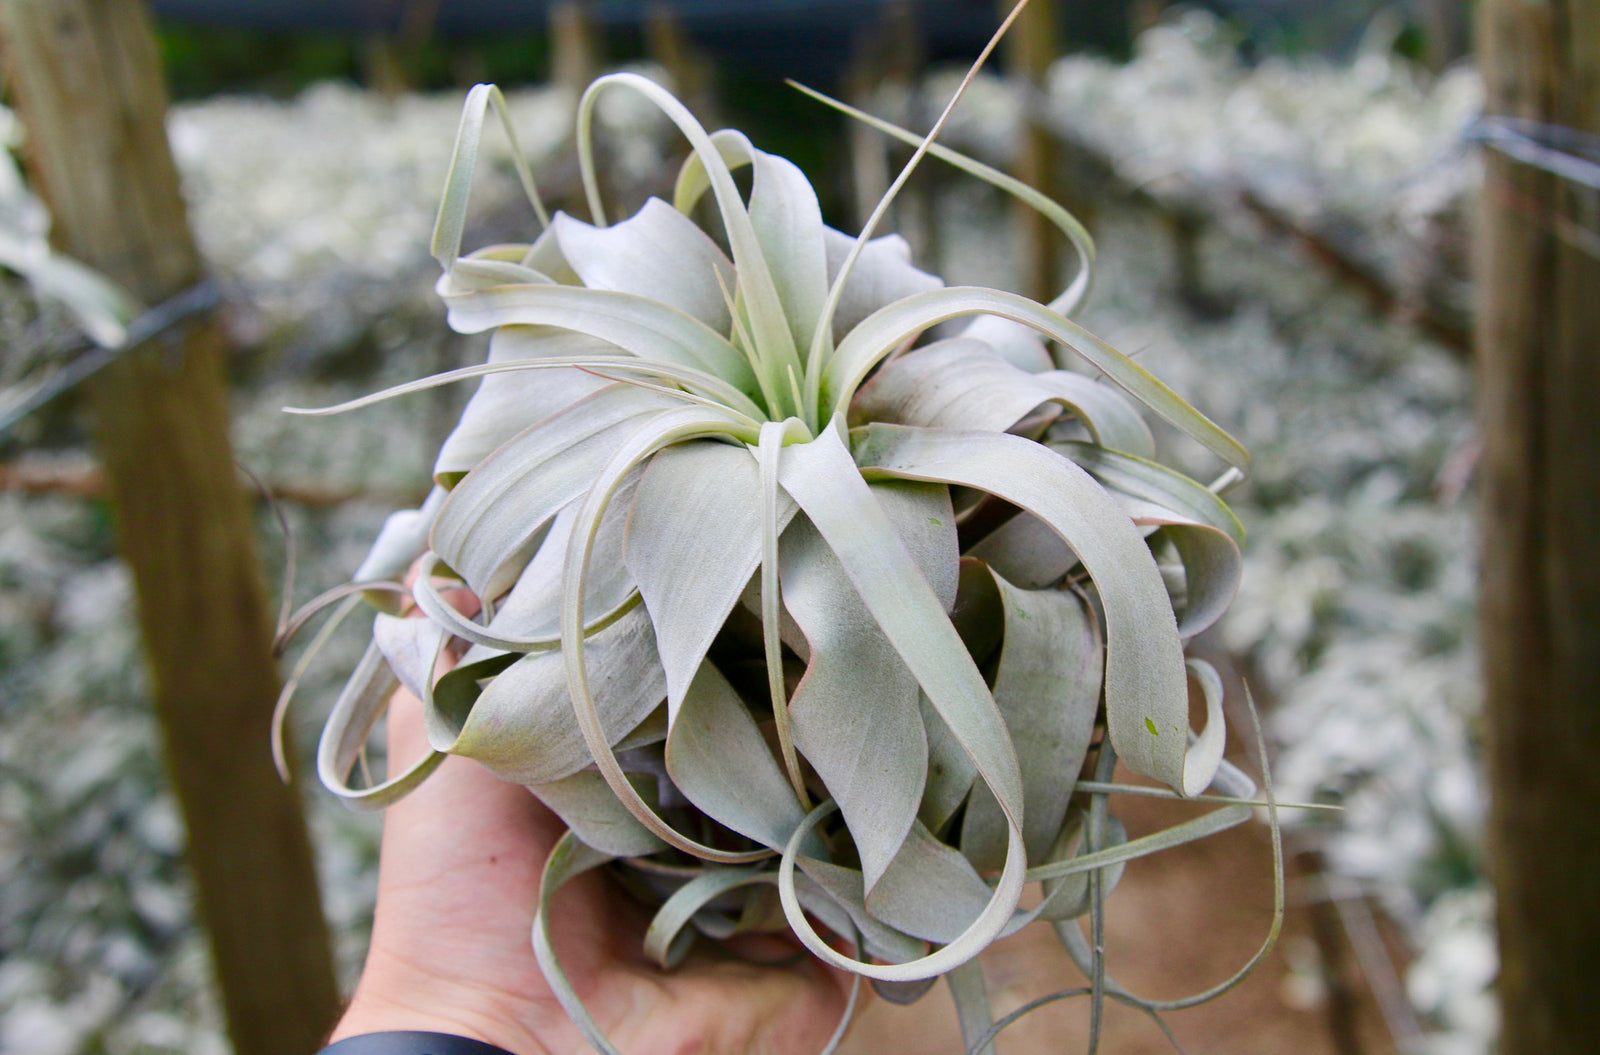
[326, 682, 857, 1055]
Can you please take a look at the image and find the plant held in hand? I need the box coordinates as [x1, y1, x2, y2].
[288, 16, 1273, 1050]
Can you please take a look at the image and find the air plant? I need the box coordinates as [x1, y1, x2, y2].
[286, 10, 1280, 1051]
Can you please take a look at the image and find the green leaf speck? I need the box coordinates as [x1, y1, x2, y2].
[1145, 717, 1159, 736]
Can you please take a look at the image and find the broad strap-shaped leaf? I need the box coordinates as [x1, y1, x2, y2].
[875, 808, 1140, 948]
[876, 481, 960, 608]
[853, 339, 1015, 429]
[528, 770, 666, 857]
[434, 232, 576, 294]
[853, 423, 1192, 791]
[774, 427, 1029, 980]
[948, 555, 1004, 665]
[1035, 370, 1157, 458]
[748, 148, 831, 354]
[866, 821, 995, 943]
[852, 337, 1156, 457]
[919, 691, 978, 835]
[625, 439, 796, 720]
[1055, 441, 1245, 638]
[433, 326, 613, 484]
[425, 604, 665, 785]
[793, 798, 1142, 950]
[780, 502, 927, 892]
[677, 131, 834, 357]
[825, 287, 1249, 473]
[426, 647, 516, 732]
[439, 281, 757, 394]
[756, 419, 810, 802]
[792, 859, 938, 965]
[431, 384, 675, 599]
[961, 572, 1102, 871]
[552, 200, 735, 335]
[778, 798, 1025, 982]
[777, 426, 1023, 816]
[664, 661, 815, 853]
[561, 405, 776, 863]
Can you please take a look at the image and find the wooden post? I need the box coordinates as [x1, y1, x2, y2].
[1476, 1, 1600, 1051]
[1418, 0, 1471, 72]
[844, 2, 922, 236]
[844, 37, 893, 234]
[0, 3, 342, 1053]
[550, 0, 601, 97]
[1000, 0, 1061, 305]
[645, 3, 717, 126]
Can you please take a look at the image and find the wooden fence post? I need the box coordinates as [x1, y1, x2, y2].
[0, 2, 342, 1053]
[1000, 0, 1061, 305]
[550, 0, 601, 97]
[1476, 1, 1600, 1051]
[845, 1, 922, 235]
[645, 3, 716, 125]
[1419, 0, 1471, 72]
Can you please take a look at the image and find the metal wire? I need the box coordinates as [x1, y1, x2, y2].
[0, 277, 220, 434]
[1467, 115, 1600, 191]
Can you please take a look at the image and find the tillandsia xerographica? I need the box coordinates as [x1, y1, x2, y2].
[285, 21, 1278, 1052]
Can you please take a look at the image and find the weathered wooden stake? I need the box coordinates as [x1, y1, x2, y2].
[1419, 0, 1471, 72]
[844, 2, 922, 235]
[1000, 0, 1061, 305]
[0, 2, 341, 1053]
[1476, 1, 1600, 1051]
[644, 3, 716, 126]
[550, 0, 601, 98]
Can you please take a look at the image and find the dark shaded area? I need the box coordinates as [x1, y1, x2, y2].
[149, 0, 1177, 97]
[154, 0, 1003, 94]
[151, 0, 981, 34]
[150, 0, 1450, 109]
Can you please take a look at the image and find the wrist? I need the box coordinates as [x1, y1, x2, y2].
[330, 953, 550, 1055]
[321, 1033, 522, 1055]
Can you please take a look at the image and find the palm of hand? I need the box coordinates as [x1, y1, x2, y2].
[329, 687, 854, 1055]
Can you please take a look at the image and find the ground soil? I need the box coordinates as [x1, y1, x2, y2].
[840, 783, 1403, 1055]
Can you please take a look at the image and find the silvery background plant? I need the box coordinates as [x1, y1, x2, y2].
[288, 30, 1271, 1051]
